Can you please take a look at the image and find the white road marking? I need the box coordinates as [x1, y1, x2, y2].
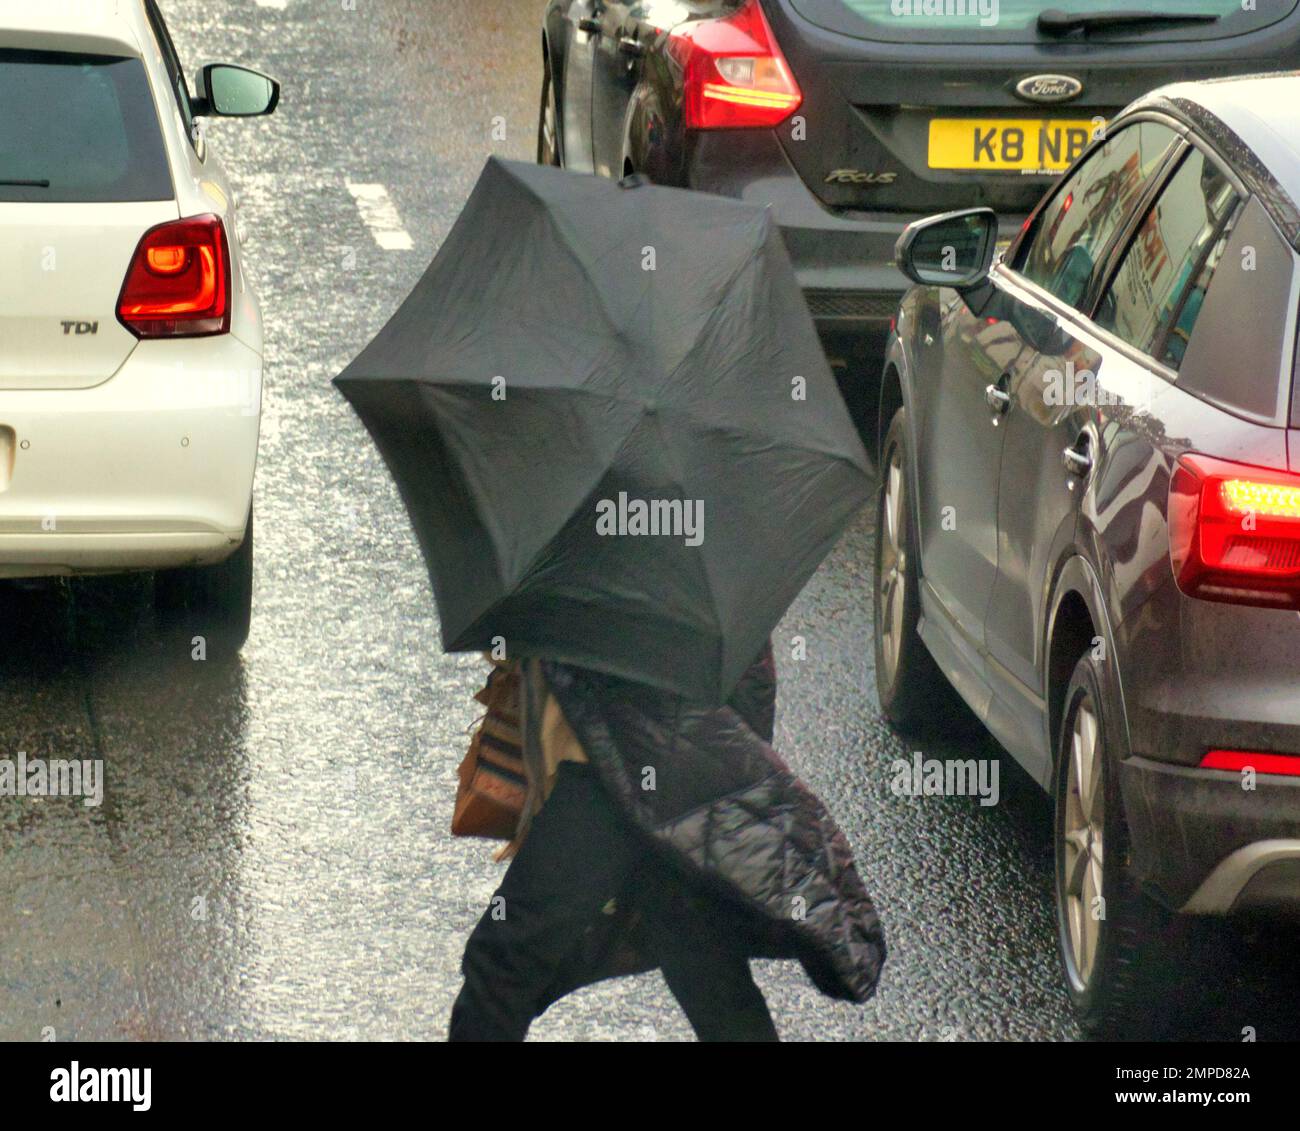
[253, 0, 289, 9]
[345, 182, 415, 251]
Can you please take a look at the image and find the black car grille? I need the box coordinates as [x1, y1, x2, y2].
[803, 289, 898, 321]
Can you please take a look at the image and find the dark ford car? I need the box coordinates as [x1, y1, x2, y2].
[540, 0, 1300, 439]
[877, 74, 1300, 1037]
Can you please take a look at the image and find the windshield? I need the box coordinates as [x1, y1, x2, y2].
[0, 50, 172, 203]
[788, 0, 1298, 43]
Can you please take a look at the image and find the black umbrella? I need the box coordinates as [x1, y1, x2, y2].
[335, 157, 871, 703]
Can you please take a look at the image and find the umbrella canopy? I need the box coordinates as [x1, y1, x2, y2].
[335, 157, 871, 703]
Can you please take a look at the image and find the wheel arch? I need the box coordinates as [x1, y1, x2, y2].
[876, 360, 903, 474]
[878, 334, 925, 593]
[1044, 555, 1132, 771]
[622, 76, 677, 184]
[541, 11, 565, 83]
[540, 19, 566, 159]
[878, 304, 917, 469]
[541, 25, 557, 86]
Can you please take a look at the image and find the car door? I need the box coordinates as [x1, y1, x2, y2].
[591, 0, 641, 177]
[558, 0, 601, 173]
[983, 124, 1228, 773]
[912, 273, 1024, 678]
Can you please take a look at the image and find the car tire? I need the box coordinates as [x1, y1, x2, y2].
[1054, 650, 1179, 1039]
[154, 511, 253, 655]
[872, 405, 966, 733]
[537, 63, 561, 167]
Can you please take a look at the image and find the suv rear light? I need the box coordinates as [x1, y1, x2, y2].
[117, 214, 231, 338]
[1169, 453, 1300, 609]
[1202, 750, 1300, 777]
[669, 0, 802, 130]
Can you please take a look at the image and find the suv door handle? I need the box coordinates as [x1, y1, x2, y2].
[1062, 441, 1093, 478]
[985, 376, 1012, 414]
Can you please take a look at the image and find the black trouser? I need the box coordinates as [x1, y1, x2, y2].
[449, 762, 778, 1042]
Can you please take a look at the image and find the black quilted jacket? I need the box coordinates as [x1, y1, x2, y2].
[539, 644, 886, 1004]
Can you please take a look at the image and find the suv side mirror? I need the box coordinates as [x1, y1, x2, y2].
[895, 208, 998, 290]
[194, 64, 280, 117]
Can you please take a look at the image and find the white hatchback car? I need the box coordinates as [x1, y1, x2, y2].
[0, 0, 276, 650]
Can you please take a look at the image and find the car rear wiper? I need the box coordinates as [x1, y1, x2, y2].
[0, 178, 50, 187]
[1037, 9, 1220, 37]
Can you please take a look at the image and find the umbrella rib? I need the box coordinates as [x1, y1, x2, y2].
[496, 396, 652, 591]
[413, 377, 648, 411]
[666, 414, 875, 472]
[655, 223, 770, 399]
[646, 407, 726, 672]
[506, 171, 627, 345]
[405, 333, 644, 403]
[520, 168, 773, 380]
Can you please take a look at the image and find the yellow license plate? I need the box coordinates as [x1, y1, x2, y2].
[928, 118, 1098, 173]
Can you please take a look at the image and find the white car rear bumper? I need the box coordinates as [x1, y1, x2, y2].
[0, 335, 261, 578]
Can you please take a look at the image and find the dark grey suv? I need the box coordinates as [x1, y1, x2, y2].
[876, 74, 1300, 1037]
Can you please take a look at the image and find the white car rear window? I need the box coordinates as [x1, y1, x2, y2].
[0, 49, 172, 203]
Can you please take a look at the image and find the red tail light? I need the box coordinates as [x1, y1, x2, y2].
[117, 214, 231, 338]
[669, 0, 802, 130]
[1202, 750, 1300, 776]
[1169, 453, 1300, 609]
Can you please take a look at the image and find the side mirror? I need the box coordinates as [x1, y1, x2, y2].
[194, 64, 280, 117]
[895, 208, 998, 290]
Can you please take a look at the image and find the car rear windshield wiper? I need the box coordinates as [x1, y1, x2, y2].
[1037, 9, 1220, 37]
[0, 178, 51, 187]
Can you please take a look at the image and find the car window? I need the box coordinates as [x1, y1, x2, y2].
[0, 49, 172, 203]
[145, 0, 197, 149]
[1178, 196, 1298, 423]
[1014, 121, 1180, 310]
[1094, 147, 1240, 369]
[788, 1, 1296, 42]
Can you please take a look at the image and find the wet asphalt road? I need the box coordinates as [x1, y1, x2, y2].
[2, 0, 1297, 1043]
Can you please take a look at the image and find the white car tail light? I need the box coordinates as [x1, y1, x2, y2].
[117, 214, 231, 338]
